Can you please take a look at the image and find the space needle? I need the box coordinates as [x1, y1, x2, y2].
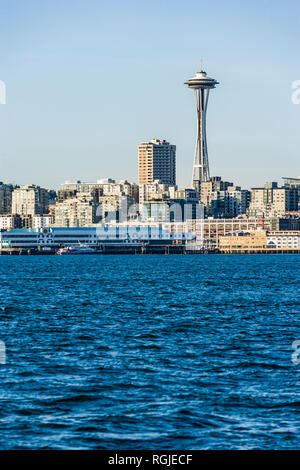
[185, 66, 219, 191]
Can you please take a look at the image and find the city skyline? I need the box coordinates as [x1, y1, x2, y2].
[0, 0, 299, 190]
[1, 1, 300, 456]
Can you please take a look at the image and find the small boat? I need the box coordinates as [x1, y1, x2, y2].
[56, 245, 101, 255]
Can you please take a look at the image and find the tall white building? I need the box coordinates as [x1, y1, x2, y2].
[12, 184, 49, 215]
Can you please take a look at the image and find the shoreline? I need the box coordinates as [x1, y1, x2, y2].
[0, 248, 299, 256]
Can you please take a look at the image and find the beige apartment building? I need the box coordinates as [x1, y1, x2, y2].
[200, 177, 233, 206]
[249, 182, 298, 217]
[60, 179, 139, 204]
[138, 139, 176, 186]
[12, 184, 49, 215]
[56, 179, 140, 225]
[200, 177, 250, 217]
[54, 193, 97, 227]
[92, 179, 138, 203]
[138, 180, 172, 205]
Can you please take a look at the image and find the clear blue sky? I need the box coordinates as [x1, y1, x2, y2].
[0, 0, 299, 190]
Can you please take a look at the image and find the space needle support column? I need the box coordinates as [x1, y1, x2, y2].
[192, 89, 199, 187]
[203, 88, 210, 181]
[199, 88, 203, 183]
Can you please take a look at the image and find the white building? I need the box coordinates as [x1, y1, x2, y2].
[266, 231, 300, 249]
[12, 184, 49, 215]
[59, 179, 139, 223]
[32, 214, 54, 228]
[139, 180, 172, 206]
[61, 179, 138, 201]
[249, 182, 298, 217]
[0, 225, 195, 249]
[54, 194, 97, 227]
[0, 214, 20, 229]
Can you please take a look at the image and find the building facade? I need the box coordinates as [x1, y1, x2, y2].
[0, 183, 13, 214]
[219, 231, 267, 252]
[266, 231, 300, 249]
[200, 177, 250, 218]
[0, 214, 21, 229]
[54, 193, 98, 227]
[249, 182, 298, 217]
[0, 225, 195, 249]
[282, 176, 300, 210]
[138, 139, 176, 186]
[218, 230, 300, 252]
[139, 180, 172, 205]
[59, 179, 139, 223]
[191, 216, 278, 250]
[0, 214, 53, 229]
[12, 185, 49, 215]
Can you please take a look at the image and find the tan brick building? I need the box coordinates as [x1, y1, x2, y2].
[138, 139, 176, 186]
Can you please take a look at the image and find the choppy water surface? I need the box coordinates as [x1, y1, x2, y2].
[0, 254, 299, 449]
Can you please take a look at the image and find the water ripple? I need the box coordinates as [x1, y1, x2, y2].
[0, 254, 299, 449]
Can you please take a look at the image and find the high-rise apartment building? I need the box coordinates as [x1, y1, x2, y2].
[54, 193, 98, 227]
[249, 182, 298, 217]
[200, 177, 234, 207]
[12, 184, 49, 215]
[200, 177, 250, 218]
[282, 176, 300, 210]
[138, 139, 176, 186]
[0, 183, 13, 213]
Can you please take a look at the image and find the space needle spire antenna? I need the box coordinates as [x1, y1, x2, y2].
[185, 65, 219, 191]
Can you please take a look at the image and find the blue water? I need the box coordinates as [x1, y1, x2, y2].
[0, 254, 299, 449]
